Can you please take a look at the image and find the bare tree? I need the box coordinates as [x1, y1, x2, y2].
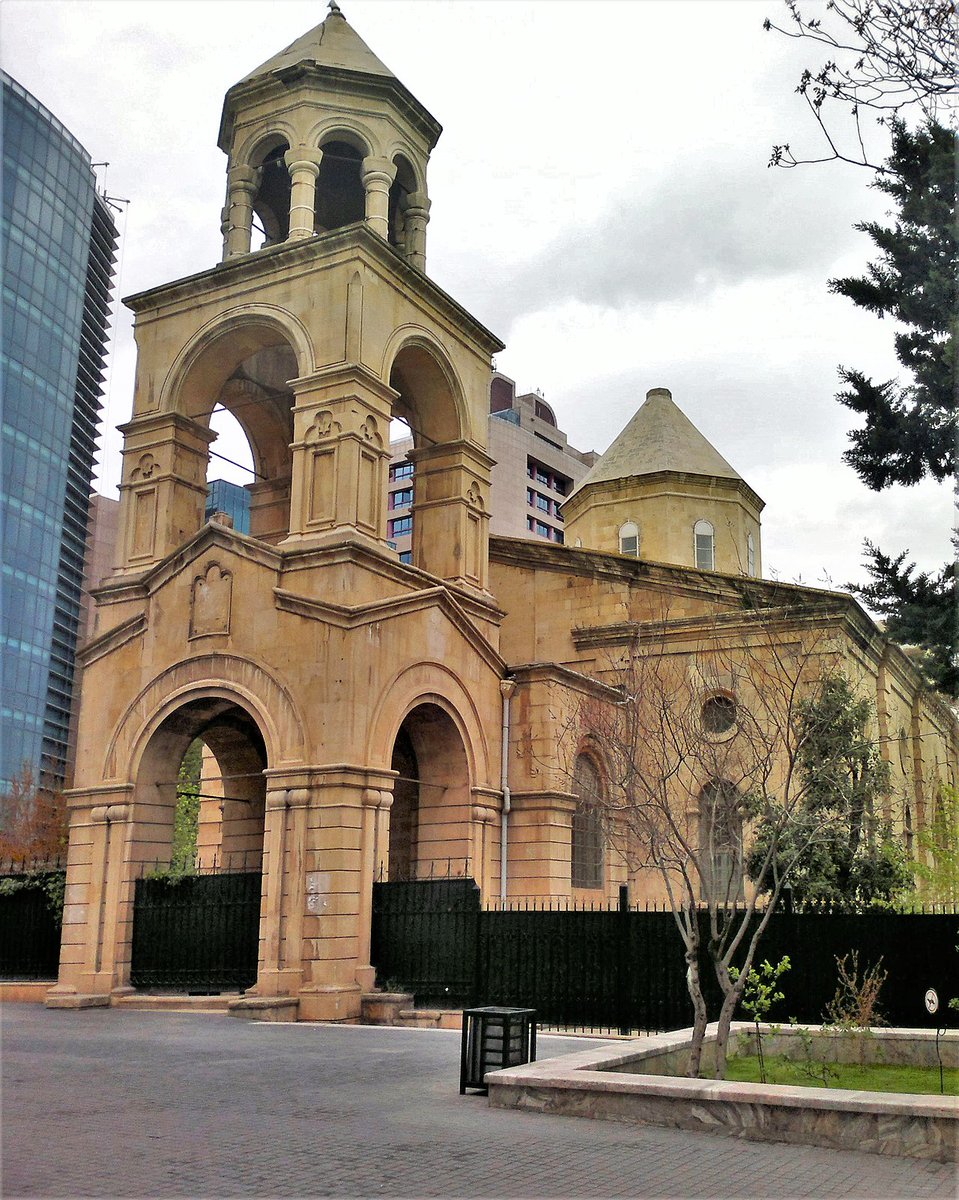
[765, 0, 958, 171]
[569, 599, 875, 1077]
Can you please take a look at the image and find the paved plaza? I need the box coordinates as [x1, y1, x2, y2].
[2, 1005, 954, 1199]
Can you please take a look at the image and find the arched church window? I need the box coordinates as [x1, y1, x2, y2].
[698, 779, 742, 901]
[572, 754, 604, 890]
[694, 519, 715, 571]
[314, 141, 365, 233]
[619, 521, 640, 557]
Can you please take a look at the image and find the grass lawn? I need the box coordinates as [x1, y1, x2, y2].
[725, 1055, 959, 1096]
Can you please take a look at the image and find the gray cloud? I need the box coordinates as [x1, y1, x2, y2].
[444, 155, 884, 332]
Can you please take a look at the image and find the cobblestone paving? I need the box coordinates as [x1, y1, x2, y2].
[2, 1006, 953, 1199]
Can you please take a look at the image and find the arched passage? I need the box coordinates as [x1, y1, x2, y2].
[128, 695, 268, 993]
[387, 702, 472, 881]
[134, 694, 268, 874]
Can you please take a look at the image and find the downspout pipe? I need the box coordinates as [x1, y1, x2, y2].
[499, 678, 516, 903]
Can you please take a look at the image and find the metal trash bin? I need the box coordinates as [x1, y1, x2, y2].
[460, 1006, 536, 1094]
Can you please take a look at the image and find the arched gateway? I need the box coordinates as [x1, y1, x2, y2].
[52, 6, 505, 1021]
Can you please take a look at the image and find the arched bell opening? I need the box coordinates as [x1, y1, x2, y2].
[388, 343, 463, 448]
[128, 696, 268, 994]
[314, 140, 365, 233]
[385, 413, 414, 565]
[387, 703, 471, 881]
[157, 322, 302, 549]
[387, 154, 417, 257]
[250, 140, 291, 249]
[386, 341, 482, 582]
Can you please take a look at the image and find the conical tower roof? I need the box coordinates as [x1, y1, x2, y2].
[572, 387, 745, 494]
[220, 4, 441, 152]
[237, 3, 395, 85]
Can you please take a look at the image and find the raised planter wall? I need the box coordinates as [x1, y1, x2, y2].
[487, 1025, 958, 1162]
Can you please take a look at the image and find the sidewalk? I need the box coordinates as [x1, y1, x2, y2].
[2, 1006, 952, 1198]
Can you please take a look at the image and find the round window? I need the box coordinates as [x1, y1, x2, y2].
[702, 695, 736, 735]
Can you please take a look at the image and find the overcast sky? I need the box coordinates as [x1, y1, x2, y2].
[3, 0, 952, 590]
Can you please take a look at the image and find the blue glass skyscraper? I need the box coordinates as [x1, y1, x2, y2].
[1, 73, 117, 790]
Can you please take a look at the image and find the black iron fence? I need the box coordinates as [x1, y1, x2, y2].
[130, 870, 261, 992]
[371, 880, 959, 1033]
[0, 870, 65, 980]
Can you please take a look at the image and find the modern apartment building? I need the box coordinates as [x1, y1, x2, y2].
[1, 73, 117, 790]
[387, 373, 597, 561]
[206, 478, 252, 534]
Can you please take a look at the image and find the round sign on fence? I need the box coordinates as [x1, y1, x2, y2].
[924, 987, 939, 1015]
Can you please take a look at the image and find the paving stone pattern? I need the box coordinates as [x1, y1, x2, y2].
[2, 1007, 953, 1199]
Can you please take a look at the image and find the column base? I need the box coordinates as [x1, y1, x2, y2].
[44, 987, 111, 1010]
[228, 995, 300, 1022]
[297, 984, 363, 1023]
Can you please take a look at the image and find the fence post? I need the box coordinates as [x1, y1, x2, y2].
[617, 884, 631, 1036]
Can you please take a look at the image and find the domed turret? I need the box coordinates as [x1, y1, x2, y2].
[563, 387, 764, 576]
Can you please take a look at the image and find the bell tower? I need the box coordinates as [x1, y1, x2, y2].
[114, 1, 501, 589]
[218, 0, 437, 271]
[57, 6, 507, 1022]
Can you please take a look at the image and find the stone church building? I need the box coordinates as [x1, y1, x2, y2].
[50, 7, 957, 1021]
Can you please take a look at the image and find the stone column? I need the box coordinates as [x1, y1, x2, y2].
[355, 787, 383, 992]
[284, 148, 323, 241]
[361, 156, 396, 240]
[470, 791, 500, 901]
[373, 790, 393, 883]
[403, 190, 431, 271]
[223, 165, 259, 259]
[257, 786, 312, 997]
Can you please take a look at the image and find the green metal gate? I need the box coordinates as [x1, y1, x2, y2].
[130, 871, 261, 991]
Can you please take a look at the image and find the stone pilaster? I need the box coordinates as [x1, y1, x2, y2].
[408, 440, 493, 589]
[46, 788, 133, 1004]
[291, 765, 395, 1021]
[116, 412, 216, 570]
[285, 364, 397, 547]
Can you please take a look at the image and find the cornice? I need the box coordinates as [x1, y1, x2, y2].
[76, 613, 147, 666]
[219, 64, 442, 153]
[507, 661, 622, 702]
[123, 224, 504, 357]
[274, 584, 506, 675]
[564, 469, 765, 516]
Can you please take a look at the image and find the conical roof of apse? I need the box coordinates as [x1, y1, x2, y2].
[571, 387, 745, 495]
[237, 4, 396, 85]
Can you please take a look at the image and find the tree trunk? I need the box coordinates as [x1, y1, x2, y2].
[713, 985, 742, 1079]
[685, 950, 709, 1078]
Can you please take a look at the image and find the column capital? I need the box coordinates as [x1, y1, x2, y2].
[361, 156, 396, 187]
[404, 190, 431, 217]
[228, 163, 259, 192]
[284, 148, 322, 180]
